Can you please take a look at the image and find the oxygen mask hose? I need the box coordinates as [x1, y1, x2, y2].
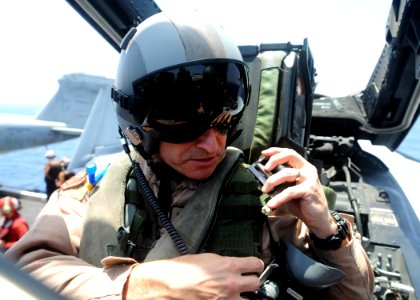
[118, 128, 190, 255]
[131, 162, 191, 255]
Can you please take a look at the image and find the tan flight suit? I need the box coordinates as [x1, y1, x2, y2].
[5, 151, 374, 300]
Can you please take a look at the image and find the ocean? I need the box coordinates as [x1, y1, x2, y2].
[0, 104, 419, 193]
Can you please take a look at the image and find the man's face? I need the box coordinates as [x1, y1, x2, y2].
[159, 128, 227, 180]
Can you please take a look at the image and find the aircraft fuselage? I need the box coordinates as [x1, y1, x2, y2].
[0, 114, 80, 152]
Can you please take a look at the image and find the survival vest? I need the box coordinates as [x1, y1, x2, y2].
[79, 147, 266, 265]
[79, 147, 343, 300]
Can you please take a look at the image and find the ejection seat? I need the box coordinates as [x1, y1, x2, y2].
[231, 41, 345, 292]
[232, 39, 336, 209]
[232, 39, 316, 164]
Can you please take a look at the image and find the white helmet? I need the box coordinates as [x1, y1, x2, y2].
[44, 149, 56, 159]
[112, 11, 249, 158]
[0, 196, 19, 214]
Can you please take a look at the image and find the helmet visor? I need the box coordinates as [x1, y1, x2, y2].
[132, 60, 248, 143]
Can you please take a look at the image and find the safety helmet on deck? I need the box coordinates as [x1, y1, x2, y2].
[44, 149, 56, 159]
[112, 11, 250, 158]
[0, 196, 19, 215]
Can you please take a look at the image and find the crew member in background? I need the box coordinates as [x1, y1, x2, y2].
[44, 149, 61, 200]
[55, 157, 76, 188]
[0, 196, 28, 253]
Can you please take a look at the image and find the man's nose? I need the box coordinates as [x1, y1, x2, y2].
[195, 128, 220, 151]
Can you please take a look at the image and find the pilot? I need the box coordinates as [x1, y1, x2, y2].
[5, 11, 374, 299]
[0, 196, 28, 253]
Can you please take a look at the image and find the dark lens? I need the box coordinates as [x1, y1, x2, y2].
[132, 61, 248, 143]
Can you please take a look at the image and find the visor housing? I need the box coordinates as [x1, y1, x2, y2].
[131, 60, 249, 143]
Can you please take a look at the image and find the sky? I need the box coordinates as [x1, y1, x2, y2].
[0, 1, 119, 106]
[0, 0, 392, 106]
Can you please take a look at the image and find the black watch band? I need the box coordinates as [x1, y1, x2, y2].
[309, 210, 350, 250]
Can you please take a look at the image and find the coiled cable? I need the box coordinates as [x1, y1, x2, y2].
[119, 128, 190, 255]
[131, 160, 190, 255]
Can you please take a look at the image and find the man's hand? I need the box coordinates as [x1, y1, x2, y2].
[260, 147, 337, 238]
[124, 253, 264, 299]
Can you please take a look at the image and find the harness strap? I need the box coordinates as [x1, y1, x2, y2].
[125, 176, 157, 261]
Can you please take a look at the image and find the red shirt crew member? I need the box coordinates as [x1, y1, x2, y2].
[0, 196, 29, 252]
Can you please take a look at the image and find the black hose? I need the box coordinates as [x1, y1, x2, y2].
[342, 165, 364, 237]
[131, 161, 190, 255]
[118, 127, 190, 255]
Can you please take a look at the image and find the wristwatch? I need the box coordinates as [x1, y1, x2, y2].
[309, 210, 351, 250]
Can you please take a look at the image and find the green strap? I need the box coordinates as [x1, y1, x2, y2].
[130, 210, 147, 245]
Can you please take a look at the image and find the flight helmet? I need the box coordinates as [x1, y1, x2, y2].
[112, 11, 250, 158]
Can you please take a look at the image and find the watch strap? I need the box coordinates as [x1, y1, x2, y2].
[309, 210, 350, 250]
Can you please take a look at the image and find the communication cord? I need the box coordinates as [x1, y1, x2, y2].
[119, 129, 190, 256]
